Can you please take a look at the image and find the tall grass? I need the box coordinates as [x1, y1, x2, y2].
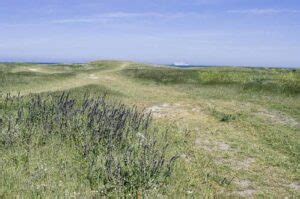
[0, 92, 178, 197]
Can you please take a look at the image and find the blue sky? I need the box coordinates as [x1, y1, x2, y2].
[0, 0, 299, 67]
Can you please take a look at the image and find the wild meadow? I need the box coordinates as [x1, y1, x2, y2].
[0, 61, 299, 197]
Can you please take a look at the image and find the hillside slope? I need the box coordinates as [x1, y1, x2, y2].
[0, 61, 299, 197]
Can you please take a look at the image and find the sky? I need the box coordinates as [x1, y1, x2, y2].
[0, 0, 300, 67]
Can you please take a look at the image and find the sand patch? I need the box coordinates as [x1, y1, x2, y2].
[288, 182, 300, 191]
[146, 103, 187, 119]
[88, 74, 99, 80]
[234, 189, 257, 198]
[232, 179, 257, 197]
[28, 68, 39, 72]
[255, 109, 299, 128]
[12, 67, 67, 74]
[235, 179, 252, 189]
[215, 157, 256, 170]
[195, 138, 232, 152]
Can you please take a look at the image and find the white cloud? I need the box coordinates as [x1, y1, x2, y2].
[51, 12, 203, 24]
[227, 9, 300, 15]
[51, 18, 109, 24]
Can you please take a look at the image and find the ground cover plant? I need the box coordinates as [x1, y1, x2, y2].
[0, 92, 178, 197]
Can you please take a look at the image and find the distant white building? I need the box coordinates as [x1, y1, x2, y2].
[173, 62, 190, 66]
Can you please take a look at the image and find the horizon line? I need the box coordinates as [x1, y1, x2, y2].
[0, 60, 299, 69]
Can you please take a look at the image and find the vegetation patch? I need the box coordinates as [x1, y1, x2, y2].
[0, 92, 178, 197]
[122, 67, 300, 95]
[210, 108, 238, 122]
[0, 70, 75, 92]
[1, 61, 299, 197]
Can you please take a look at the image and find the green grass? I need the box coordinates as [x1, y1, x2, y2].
[0, 92, 178, 197]
[0, 71, 75, 91]
[0, 62, 299, 197]
[122, 67, 300, 95]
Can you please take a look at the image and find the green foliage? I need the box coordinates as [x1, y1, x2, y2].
[0, 92, 178, 197]
[0, 70, 75, 92]
[211, 109, 237, 122]
[122, 67, 300, 95]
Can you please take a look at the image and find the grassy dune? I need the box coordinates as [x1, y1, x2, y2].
[0, 61, 299, 197]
